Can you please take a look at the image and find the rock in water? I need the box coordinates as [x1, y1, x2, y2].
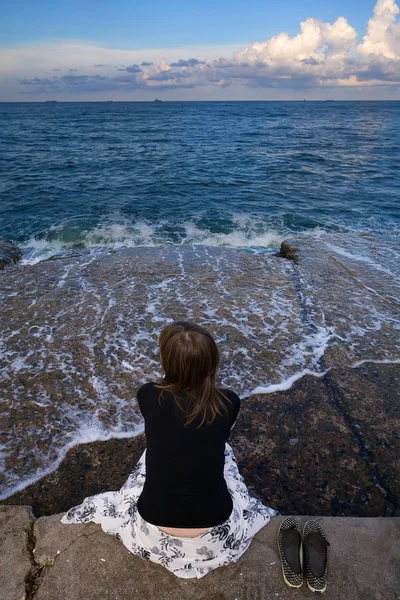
[276, 241, 299, 262]
[0, 237, 22, 270]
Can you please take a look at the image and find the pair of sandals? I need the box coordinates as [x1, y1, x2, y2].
[277, 518, 329, 593]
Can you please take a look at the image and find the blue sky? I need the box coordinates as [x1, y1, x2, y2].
[0, 0, 381, 48]
[1, 0, 400, 101]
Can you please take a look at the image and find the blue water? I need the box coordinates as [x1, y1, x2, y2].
[1, 101, 400, 498]
[1, 101, 399, 261]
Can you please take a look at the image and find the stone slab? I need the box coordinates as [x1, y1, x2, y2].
[5, 364, 399, 518]
[232, 372, 392, 516]
[31, 513, 400, 600]
[326, 364, 400, 507]
[2, 435, 146, 517]
[0, 505, 35, 600]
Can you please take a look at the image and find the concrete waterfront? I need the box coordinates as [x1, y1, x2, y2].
[1, 506, 399, 600]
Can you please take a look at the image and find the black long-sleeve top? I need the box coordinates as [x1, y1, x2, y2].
[136, 382, 241, 528]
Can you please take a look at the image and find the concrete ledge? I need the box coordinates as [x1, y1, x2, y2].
[0, 506, 35, 600]
[1, 507, 399, 600]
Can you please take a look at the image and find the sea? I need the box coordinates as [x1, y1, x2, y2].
[0, 101, 399, 499]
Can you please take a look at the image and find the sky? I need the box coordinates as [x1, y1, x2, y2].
[1, 0, 400, 101]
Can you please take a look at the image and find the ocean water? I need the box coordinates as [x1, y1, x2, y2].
[0, 101, 399, 498]
[1, 101, 399, 259]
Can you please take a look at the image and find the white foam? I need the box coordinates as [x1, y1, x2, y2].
[90, 376, 110, 399]
[121, 360, 136, 371]
[10, 351, 35, 374]
[280, 324, 337, 371]
[323, 242, 394, 276]
[17, 213, 291, 264]
[351, 358, 400, 368]
[182, 221, 283, 248]
[250, 368, 330, 396]
[248, 358, 400, 397]
[57, 264, 75, 288]
[0, 421, 144, 501]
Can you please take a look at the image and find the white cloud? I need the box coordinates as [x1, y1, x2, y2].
[227, 16, 359, 88]
[234, 17, 357, 65]
[1, 0, 400, 100]
[359, 0, 400, 58]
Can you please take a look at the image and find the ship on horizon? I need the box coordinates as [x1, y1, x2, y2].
[154, 98, 162, 102]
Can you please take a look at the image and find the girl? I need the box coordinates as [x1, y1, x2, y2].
[62, 321, 277, 578]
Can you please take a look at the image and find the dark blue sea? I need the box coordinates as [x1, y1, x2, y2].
[1, 101, 399, 498]
[1, 101, 399, 260]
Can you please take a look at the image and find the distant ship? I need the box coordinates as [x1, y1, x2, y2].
[46, 100, 57, 103]
[154, 98, 162, 103]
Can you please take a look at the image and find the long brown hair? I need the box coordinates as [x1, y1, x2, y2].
[155, 321, 231, 427]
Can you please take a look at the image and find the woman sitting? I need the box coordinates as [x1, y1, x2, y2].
[62, 321, 277, 578]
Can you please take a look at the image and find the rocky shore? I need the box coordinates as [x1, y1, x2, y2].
[1, 240, 399, 599]
[3, 362, 399, 518]
[2, 238, 399, 499]
[0, 236, 22, 270]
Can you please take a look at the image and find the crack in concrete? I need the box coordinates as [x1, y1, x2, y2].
[24, 520, 45, 600]
[24, 519, 101, 599]
[49, 529, 101, 566]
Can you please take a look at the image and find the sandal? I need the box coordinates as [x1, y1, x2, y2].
[302, 520, 329, 593]
[277, 517, 303, 588]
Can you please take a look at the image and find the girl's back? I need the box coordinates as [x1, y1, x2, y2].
[62, 321, 276, 579]
[137, 382, 240, 528]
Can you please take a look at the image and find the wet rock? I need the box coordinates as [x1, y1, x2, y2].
[0, 236, 22, 270]
[3, 436, 146, 517]
[1, 243, 399, 515]
[3, 365, 399, 518]
[0, 246, 305, 494]
[325, 364, 400, 514]
[275, 241, 298, 262]
[231, 369, 396, 517]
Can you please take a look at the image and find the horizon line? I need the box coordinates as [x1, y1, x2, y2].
[2, 99, 400, 103]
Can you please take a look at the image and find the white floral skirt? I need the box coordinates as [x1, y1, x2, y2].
[61, 443, 277, 579]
